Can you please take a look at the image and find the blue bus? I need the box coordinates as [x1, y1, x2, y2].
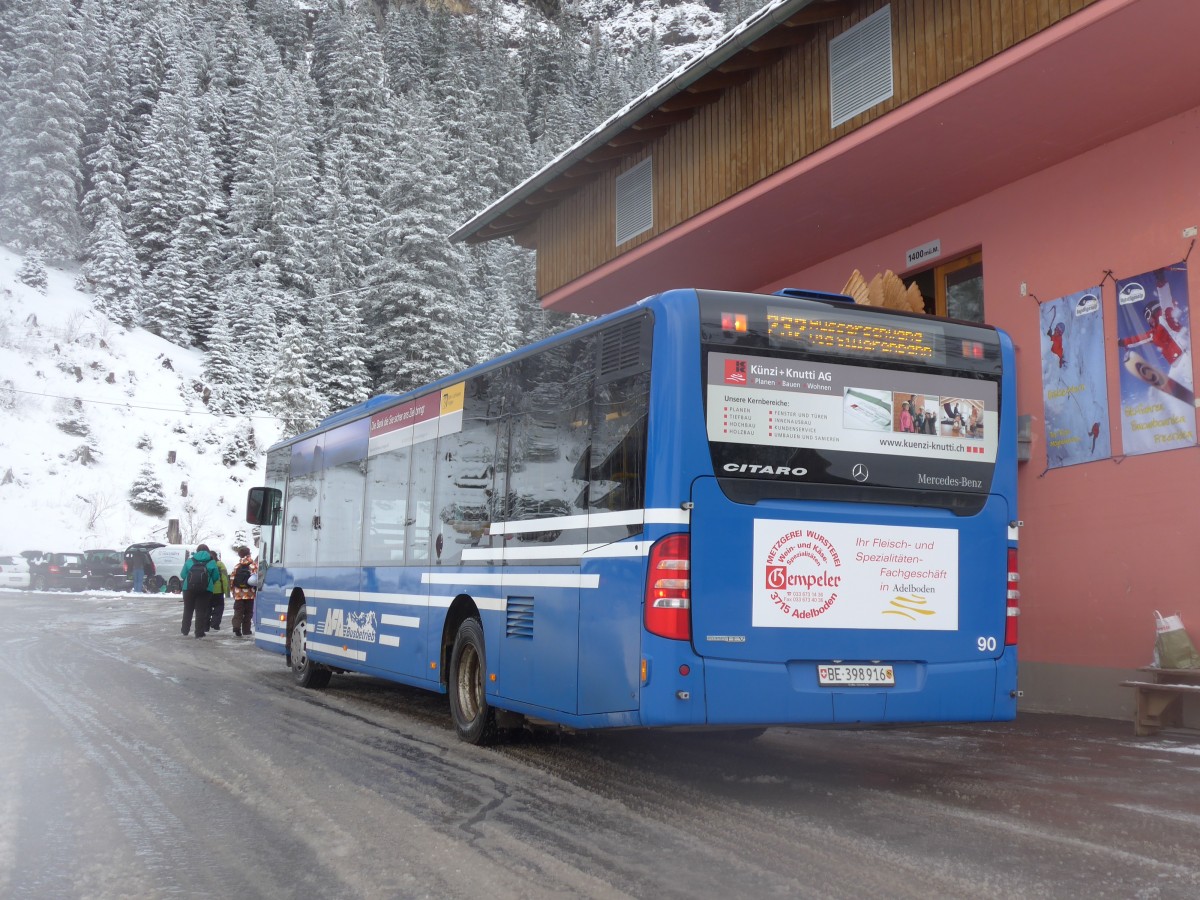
[246, 288, 1020, 744]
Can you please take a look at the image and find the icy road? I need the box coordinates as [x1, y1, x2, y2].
[1, 591, 1197, 899]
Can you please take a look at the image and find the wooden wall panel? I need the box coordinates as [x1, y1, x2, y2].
[535, 0, 1098, 297]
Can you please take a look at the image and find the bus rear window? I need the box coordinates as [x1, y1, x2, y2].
[698, 292, 1002, 511]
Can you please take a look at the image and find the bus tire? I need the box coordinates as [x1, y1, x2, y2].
[290, 607, 331, 690]
[449, 617, 496, 745]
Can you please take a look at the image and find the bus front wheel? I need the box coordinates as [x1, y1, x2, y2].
[290, 607, 331, 689]
[449, 617, 496, 745]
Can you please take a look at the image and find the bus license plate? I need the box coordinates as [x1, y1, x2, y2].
[818, 664, 895, 686]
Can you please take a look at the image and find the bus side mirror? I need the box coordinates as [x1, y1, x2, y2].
[246, 487, 282, 526]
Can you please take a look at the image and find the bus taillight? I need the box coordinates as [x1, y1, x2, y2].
[1005, 548, 1020, 645]
[645, 533, 691, 641]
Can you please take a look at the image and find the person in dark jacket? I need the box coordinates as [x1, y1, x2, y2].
[126, 546, 155, 593]
[180, 545, 219, 639]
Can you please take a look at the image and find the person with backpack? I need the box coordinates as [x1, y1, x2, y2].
[230, 546, 257, 638]
[208, 550, 231, 632]
[180, 545, 219, 639]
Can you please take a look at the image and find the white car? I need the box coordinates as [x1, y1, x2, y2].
[0, 554, 31, 589]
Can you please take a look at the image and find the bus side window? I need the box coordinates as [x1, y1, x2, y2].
[286, 436, 323, 567]
[407, 439, 436, 565]
[433, 374, 503, 566]
[506, 338, 594, 539]
[364, 441, 411, 565]
[262, 448, 289, 567]
[588, 373, 649, 516]
[318, 418, 369, 567]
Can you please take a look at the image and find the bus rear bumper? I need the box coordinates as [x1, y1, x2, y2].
[699, 653, 1018, 725]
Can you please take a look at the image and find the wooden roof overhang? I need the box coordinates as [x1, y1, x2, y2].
[453, 0, 1200, 315]
[449, 0, 842, 243]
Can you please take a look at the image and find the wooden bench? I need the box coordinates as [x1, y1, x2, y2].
[1120, 667, 1200, 735]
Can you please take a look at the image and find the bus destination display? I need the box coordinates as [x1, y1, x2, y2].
[767, 307, 945, 364]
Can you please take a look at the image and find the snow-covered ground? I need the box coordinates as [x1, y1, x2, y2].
[0, 246, 280, 559]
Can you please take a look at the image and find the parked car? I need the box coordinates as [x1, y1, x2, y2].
[84, 548, 127, 591]
[29, 552, 88, 592]
[0, 554, 31, 590]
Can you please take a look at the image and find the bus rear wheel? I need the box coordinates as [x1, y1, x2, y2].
[290, 607, 331, 689]
[449, 617, 496, 745]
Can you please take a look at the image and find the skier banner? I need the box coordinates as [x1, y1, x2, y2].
[1039, 286, 1111, 468]
[1115, 263, 1196, 456]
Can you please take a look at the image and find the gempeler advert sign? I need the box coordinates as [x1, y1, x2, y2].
[752, 519, 959, 630]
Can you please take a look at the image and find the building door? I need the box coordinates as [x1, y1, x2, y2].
[911, 251, 984, 322]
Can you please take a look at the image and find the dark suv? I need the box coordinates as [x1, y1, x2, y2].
[84, 548, 127, 590]
[29, 552, 88, 591]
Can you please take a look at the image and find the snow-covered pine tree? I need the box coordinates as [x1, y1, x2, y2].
[381, 1, 429, 99]
[309, 284, 372, 413]
[310, 2, 394, 203]
[82, 203, 145, 327]
[128, 463, 168, 516]
[722, 0, 769, 30]
[0, 0, 88, 258]
[131, 60, 225, 343]
[265, 320, 326, 438]
[223, 61, 321, 297]
[76, 0, 136, 210]
[366, 89, 469, 393]
[129, 58, 209, 275]
[248, 0, 310, 70]
[312, 134, 377, 290]
[80, 122, 130, 234]
[17, 248, 48, 293]
[202, 293, 243, 416]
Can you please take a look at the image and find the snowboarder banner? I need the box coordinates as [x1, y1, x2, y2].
[1115, 264, 1196, 456]
[1039, 286, 1111, 468]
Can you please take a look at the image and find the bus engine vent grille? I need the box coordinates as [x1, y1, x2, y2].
[597, 315, 651, 382]
[506, 596, 535, 639]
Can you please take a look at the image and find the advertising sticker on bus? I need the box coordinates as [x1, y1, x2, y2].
[752, 519, 958, 630]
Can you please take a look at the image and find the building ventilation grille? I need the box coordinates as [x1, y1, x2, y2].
[615, 157, 653, 245]
[829, 5, 894, 128]
[598, 315, 650, 381]
[506, 596, 534, 639]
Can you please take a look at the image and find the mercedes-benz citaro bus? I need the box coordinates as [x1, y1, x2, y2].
[245, 287, 1019, 744]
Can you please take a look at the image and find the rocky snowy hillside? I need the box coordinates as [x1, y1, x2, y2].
[0, 248, 278, 556]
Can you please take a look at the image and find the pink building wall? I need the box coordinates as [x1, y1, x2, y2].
[763, 104, 1200, 716]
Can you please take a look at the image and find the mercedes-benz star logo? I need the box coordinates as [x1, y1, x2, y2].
[851, 463, 869, 482]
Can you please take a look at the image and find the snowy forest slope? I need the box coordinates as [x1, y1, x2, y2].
[0, 0, 761, 552]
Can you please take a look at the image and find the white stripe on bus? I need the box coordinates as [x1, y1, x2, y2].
[423, 572, 599, 589]
[487, 507, 688, 536]
[257, 632, 286, 646]
[379, 635, 400, 647]
[308, 640, 367, 662]
[381, 614, 419, 628]
[298, 591, 503, 610]
[462, 541, 649, 562]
